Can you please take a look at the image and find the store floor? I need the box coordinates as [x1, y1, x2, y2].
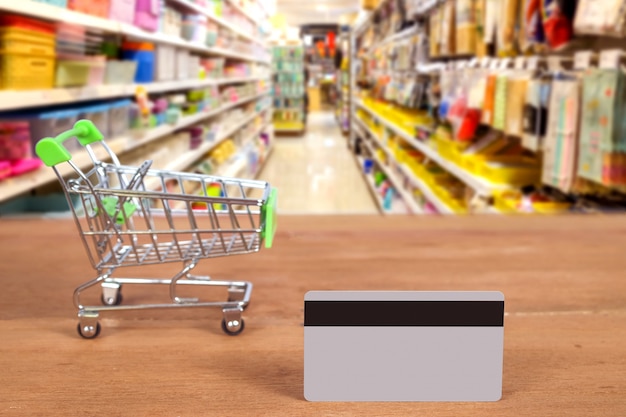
[260, 111, 378, 214]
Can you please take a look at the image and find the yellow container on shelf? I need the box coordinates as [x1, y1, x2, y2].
[478, 160, 541, 186]
[0, 51, 55, 90]
[494, 190, 522, 214]
[0, 28, 55, 57]
[532, 202, 572, 214]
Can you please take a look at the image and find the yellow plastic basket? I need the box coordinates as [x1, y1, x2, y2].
[0, 51, 55, 90]
[0, 28, 55, 57]
[478, 160, 541, 186]
[494, 190, 522, 214]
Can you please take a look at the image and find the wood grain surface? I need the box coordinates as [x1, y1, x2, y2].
[0, 215, 625, 416]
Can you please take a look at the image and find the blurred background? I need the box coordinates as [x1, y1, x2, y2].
[1, 0, 625, 217]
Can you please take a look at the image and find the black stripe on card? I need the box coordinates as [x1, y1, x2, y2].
[304, 301, 504, 327]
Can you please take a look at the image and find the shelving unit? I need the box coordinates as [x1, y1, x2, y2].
[355, 100, 508, 197]
[272, 44, 306, 135]
[335, 32, 351, 136]
[350, 0, 625, 215]
[0, 0, 274, 210]
[354, 153, 409, 216]
[354, 117, 454, 214]
[168, 0, 267, 47]
[0, 91, 270, 204]
[0, 1, 271, 63]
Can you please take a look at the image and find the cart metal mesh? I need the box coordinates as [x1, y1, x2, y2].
[70, 160, 273, 270]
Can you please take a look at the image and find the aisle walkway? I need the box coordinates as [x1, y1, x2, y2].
[259, 112, 378, 214]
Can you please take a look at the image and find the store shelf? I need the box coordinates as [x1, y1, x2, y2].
[354, 117, 454, 214]
[0, 91, 270, 203]
[142, 76, 269, 94]
[168, 122, 272, 209]
[168, 0, 266, 47]
[0, 77, 268, 112]
[0, 0, 269, 64]
[355, 155, 407, 216]
[367, 26, 419, 55]
[359, 135, 423, 215]
[0, 0, 118, 32]
[397, 164, 455, 214]
[356, 100, 509, 196]
[225, 0, 265, 25]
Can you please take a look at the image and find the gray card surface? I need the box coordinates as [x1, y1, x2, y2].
[304, 291, 505, 402]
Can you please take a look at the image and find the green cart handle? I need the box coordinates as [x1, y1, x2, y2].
[35, 120, 104, 167]
[261, 187, 278, 249]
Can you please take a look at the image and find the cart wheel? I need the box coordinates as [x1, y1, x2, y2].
[221, 318, 245, 336]
[77, 322, 101, 339]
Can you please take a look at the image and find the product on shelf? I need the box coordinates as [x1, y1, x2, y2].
[134, 0, 160, 32]
[68, 0, 111, 18]
[109, 0, 137, 24]
[272, 45, 306, 132]
[121, 41, 155, 83]
[0, 15, 56, 90]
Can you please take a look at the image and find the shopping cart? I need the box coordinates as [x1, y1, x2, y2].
[35, 120, 277, 339]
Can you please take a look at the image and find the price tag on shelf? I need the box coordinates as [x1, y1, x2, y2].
[481, 57, 491, 68]
[574, 51, 593, 70]
[599, 49, 623, 69]
[499, 58, 512, 70]
[547, 56, 562, 71]
[527, 56, 540, 71]
[489, 59, 500, 70]
[514, 56, 526, 70]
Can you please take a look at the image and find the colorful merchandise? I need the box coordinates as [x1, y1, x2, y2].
[543, 76, 581, 192]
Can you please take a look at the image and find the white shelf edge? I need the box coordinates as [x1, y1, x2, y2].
[0, 0, 269, 64]
[143, 76, 269, 94]
[0, 91, 271, 203]
[355, 100, 508, 196]
[354, 117, 454, 214]
[0, 77, 269, 111]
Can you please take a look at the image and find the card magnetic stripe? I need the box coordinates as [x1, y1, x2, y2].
[304, 301, 505, 327]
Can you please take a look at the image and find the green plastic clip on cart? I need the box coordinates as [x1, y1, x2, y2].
[35, 120, 278, 339]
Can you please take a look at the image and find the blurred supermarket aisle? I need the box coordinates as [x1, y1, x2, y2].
[259, 112, 378, 214]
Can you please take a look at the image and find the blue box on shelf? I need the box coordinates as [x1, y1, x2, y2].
[31, 0, 68, 7]
[121, 48, 155, 83]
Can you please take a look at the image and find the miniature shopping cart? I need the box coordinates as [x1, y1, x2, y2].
[35, 120, 277, 339]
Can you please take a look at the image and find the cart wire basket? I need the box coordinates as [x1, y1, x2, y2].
[35, 120, 278, 339]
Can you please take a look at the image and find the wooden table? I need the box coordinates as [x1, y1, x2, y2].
[1, 215, 625, 416]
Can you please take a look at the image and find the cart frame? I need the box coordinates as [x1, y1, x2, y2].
[35, 120, 277, 338]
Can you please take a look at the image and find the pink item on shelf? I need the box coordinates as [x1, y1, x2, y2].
[0, 161, 10, 180]
[110, 0, 137, 24]
[152, 98, 168, 114]
[134, 0, 160, 32]
[0, 121, 32, 160]
[10, 158, 43, 176]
